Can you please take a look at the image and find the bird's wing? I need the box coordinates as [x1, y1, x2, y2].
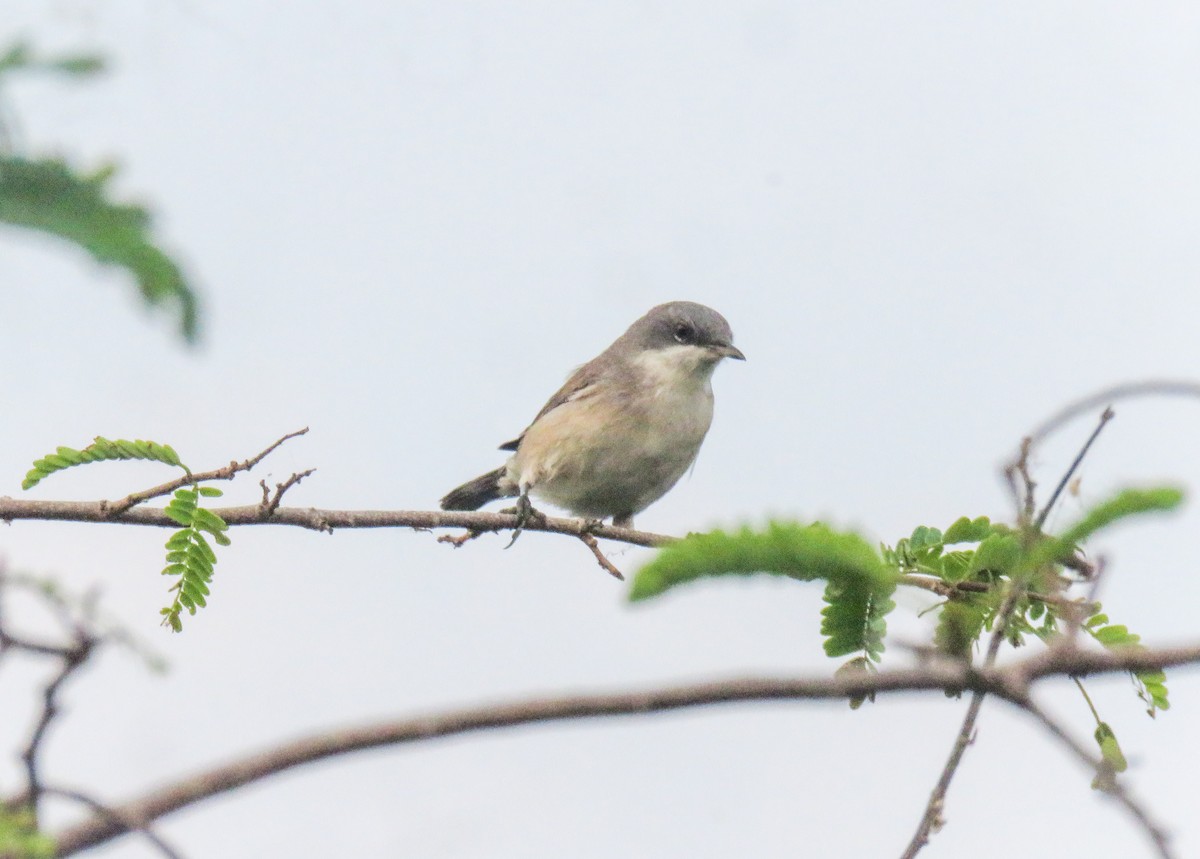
[498, 360, 605, 452]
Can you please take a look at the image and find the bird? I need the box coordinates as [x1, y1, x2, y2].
[440, 301, 744, 531]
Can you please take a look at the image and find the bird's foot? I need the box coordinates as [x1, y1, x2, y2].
[503, 492, 545, 549]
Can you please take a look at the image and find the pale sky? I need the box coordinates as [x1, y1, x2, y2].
[3, 3, 1200, 857]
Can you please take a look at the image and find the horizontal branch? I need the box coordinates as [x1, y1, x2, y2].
[51, 640, 1200, 856]
[0, 498, 672, 549]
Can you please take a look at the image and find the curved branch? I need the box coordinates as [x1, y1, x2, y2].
[51, 641, 1200, 856]
[1024, 380, 1200, 448]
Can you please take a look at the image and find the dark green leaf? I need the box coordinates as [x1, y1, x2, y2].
[0, 155, 199, 342]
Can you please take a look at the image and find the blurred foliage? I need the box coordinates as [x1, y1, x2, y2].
[0, 805, 54, 859]
[0, 40, 199, 343]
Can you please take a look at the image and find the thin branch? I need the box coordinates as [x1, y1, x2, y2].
[101, 428, 309, 515]
[50, 641, 1200, 856]
[258, 469, 316, 517]
[898, 574, 1096, 613]
[1015, 697, 1174, 858]
[0, 567, 77, 658]
[20, 628, 95, 824]
[900, 580, 1027, 858]
[0, 499, 675, 548]
[577, 532, 625, 580]
[41, 786, 185, 859]
[1035, 407, 1115, 530]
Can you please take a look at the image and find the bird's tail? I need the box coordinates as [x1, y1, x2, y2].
[440, 467, 511, 511]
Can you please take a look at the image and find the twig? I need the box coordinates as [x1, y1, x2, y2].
[1015, 696, 1174, 858]
[899, 581, 1027, 858]
[437, 529, 484, 547]
[101, 428, 309, 516]
[41, 787, 185, 859]
[259, 469, 316, 517]
[898, 574, 1096, 614]
[49, 640, 1200, 856]
[577, 532, 625, 580]
[0, 567, 75, 659]
[20, 627, 95, 823]
[1035, 407, 1115, 530]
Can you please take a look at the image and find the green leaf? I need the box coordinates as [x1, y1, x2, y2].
[938, 550, 973, 583]
[1091, 722, 1128, 791]
[630, 522, 893, 602]
[821, 580, 896, 662]
[631, 522, 898, 663]
[1086, 617, 1170, 716]
[967, 533, 1022, 579]
[908, 526, 943, 550]
[21, 434, 189, 489]
[0, 803, 56, 859]
[934, 599, 987, 661]
[0, 40, 105, 78]
[834, 656, 877, 710]
[165, 531, 192, 550]
[1030, 487, 1184, 569]
[191, 506, 229, 535]
[1093, 624, 1137, 646]
[0, 155, 199, 342]
[197, 485, 224, 497]
[942, 516, 993, 544]
[163, 504, 193, 527]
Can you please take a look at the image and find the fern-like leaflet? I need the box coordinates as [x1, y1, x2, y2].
[20, 434, 232, 631]
[22, 436, 183, 489]
[160, 486, 230, 632]
[629, 522, 899, 700]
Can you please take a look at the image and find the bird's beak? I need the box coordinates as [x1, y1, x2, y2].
[712, 343, 746, 361]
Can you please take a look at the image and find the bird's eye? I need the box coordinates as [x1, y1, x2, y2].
[673, 323, 694, 344]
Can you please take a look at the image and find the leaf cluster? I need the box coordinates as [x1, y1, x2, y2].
[629, 487, 1182, 736]
[20, 435, 229, 632]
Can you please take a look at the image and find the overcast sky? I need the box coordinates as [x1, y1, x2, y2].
[4, 2, 1200, 857]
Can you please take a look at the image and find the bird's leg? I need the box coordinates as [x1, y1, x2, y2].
[611, 513, 634, 530]
[503, 486, 544, 549]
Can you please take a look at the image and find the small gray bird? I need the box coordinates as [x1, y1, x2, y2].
[440, 301, 744, 529]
